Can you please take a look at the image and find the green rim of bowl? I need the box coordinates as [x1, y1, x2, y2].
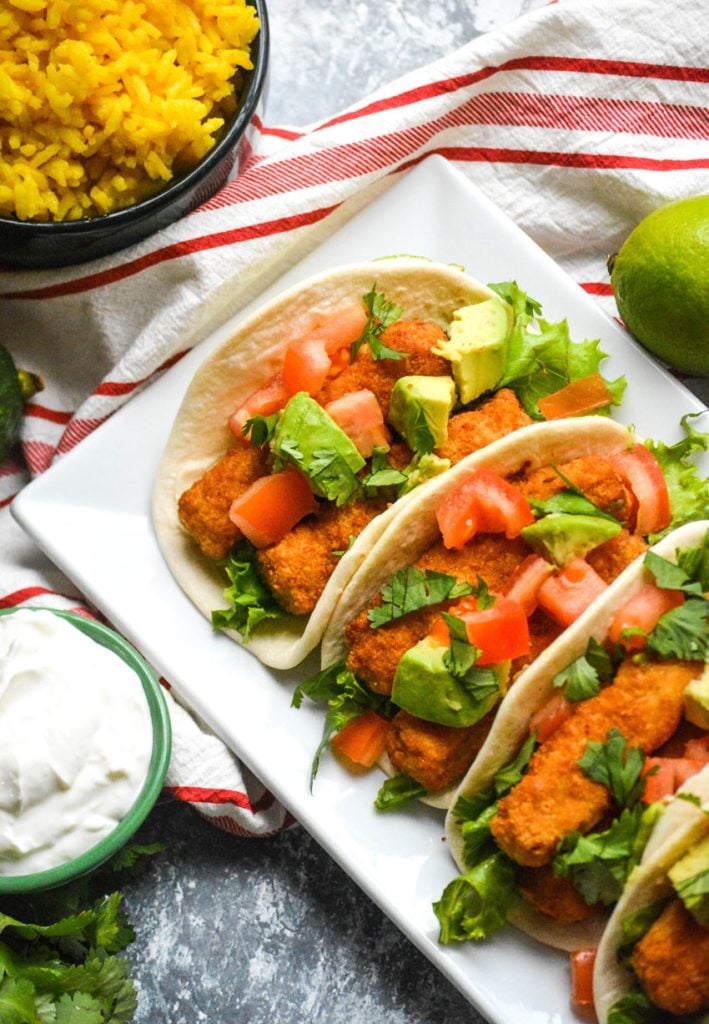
[0, 607, 172, 894]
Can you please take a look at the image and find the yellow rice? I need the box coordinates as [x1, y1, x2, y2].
[0, 0, 260, 221]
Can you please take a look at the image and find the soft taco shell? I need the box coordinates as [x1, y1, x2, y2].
[593, 764, 709, 1023]
[152, 258, 496, 670]
[320, 415, 639, 810]
[443, 518, 709, 947]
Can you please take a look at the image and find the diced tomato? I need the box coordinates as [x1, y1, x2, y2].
[537, 558, 608, 628]
[503, 554, 555, 616]
[538, 373, 614, 421]
[331, 709, 390, 768]
[282, 336, 332, 396]
[436, 469, 534, 550]
[430, 594, 530, 666]
[324, 389, 390, 458]
[307, 303, 369, 355]
[610, 443, 671, 536]
[281, 304, 369, 397]
[570, 948, 597, 1009]
[641, 755, 707, 803]
[228, 468, 318, 548]
[608, 583, 685, 652]
[529, 691, 573, 743]
[228, 373, 290, 440]
[684, 735, 709, 763]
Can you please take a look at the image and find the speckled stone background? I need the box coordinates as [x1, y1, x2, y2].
[122, 2, 567, 1022]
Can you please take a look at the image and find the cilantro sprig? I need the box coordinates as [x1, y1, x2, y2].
[577, 728, 647, 807]
[351, 285, 405, 361]
[292, 661, 395, 788]
[367, 567, 475, 628]
[552, 637, 617, 703]
[0, 845, 163, 1024]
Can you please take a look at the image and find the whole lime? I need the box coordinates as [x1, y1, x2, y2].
[609, 195, 709, 375]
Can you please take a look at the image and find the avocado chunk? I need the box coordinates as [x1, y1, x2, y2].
[387, 375, 456, 454]
[433, 297, 512, 404]
[668, 834, 709, 927]
[271, 392, 365, 504]
[683, 664, 709, 730]
[391, 635, 507, 727]
[521, 513, 622, 567]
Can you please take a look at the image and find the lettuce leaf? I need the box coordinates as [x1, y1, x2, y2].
[211, 541, 287, 640]
[646, 412, 709, 539]
[490, 281, 626, 419]
[434, 852, 519, 943]
[607, 985, 664, 1024]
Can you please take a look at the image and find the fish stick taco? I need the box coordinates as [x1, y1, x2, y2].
[592, 765, 709, 1023]
[299, 419, 708, 809]
[436, 518, 709, 955]
[153, 256, 624, 670]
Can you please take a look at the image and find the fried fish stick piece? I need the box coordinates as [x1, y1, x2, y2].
[255, 498, 386, 616]
[586, 529, 647, 582]
[517, 455, 636, 525]
[345, 535, 529, 695]
[439, 389, 533, 464]
[385, 709, 494, 792]
[178, 445, 270, 561]
[631, 899, 709, 1015]
[318, 321, 450, 416]
[491, 658, 700, 868]
[518, 866, 601, 924]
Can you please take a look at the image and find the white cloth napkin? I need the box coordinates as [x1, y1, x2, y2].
[1, 0, 707, 836]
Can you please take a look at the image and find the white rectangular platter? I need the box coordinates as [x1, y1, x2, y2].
[13, 155, 709, 1024]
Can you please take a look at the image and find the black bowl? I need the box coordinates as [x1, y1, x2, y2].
[0, 0, 269, 271]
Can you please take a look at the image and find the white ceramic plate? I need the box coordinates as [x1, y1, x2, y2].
[13, 156, 709, 1024]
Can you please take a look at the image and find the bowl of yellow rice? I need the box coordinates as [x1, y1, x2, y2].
[0, 0, 268, 270]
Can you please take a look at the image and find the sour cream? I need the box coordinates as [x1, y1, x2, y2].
[0, 609, 153, 876]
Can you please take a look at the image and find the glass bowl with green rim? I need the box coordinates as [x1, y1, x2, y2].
[0, 606, 172, 895]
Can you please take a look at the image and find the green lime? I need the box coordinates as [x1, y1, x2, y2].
[609, 195, 709, 375]
[0, 343, 43, 462]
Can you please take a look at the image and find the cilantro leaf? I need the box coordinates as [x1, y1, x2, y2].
[397, 452, 450, 496]
[242, 412, 280, 446]
[553, 803, 662, 906]
[367, 568, 474, 628]
[490, 281, 625, 419]
[374, 774, 426, 811]
[577, 728, 647, 807]
[529, 466, 622, 522]
[646, 413, 709, 539]
[351, 285, 405, 361]
[552, 638, 615, 703]
[361, 448, 408, 493]
[212, 541, 287, 641]
[493, 732, 538, 798]
[292, 662, 394, 788]
[441, 612, 479, 678]
[643, 548, 705, 597]
[646, 597, 709, 661]
[433, 852, 520, 944]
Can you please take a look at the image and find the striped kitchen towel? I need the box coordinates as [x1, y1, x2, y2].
[1, 0, 707, 836]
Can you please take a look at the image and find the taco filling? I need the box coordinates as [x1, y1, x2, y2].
[175, 277, 623, 642]
[435, 532, 709, 949]
[295, 434, 694, 804]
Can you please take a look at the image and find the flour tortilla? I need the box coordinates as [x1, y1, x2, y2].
[152, 258, 497, 669]
[320, 415, 640, 809]
[443, 518, 709, 947]
[593, 765, 709, 1023]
